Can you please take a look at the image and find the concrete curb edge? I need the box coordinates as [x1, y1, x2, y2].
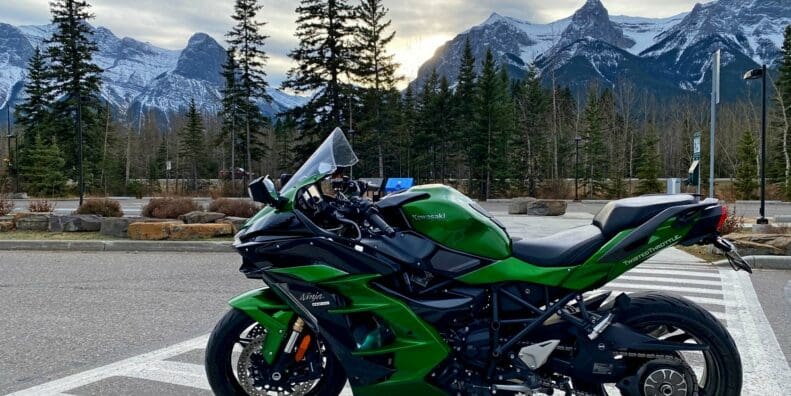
[0, 240, 234, 253]
[713, 255, 791, 271]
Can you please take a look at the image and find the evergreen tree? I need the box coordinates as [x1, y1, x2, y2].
[734, 131, 758, 199]
[46, 0, 103, 201]
[219, 48, 244, 191]
[474, 49, 511, 200]
[399, 85, 417, 176]
[352, 0, 400, 178]
[14, 47, 52, 148]
[636, 125, 662, 195]
[19, 134, 67, 197]
[582, 86, 607, 197]
[414, 69, 439, 180]
[226, 0, 271, 180]
[771, 25, 791, 196]
[180, 99, 205, 191]
[454, 39, 477, 194]
[513, 65, 549, 196]
[284, 0, 356, 155]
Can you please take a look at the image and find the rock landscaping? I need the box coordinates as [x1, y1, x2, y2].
[508, 198, 567, 216]
[179, 211, 226, 224]
[726, 233, 791, 256]
[49, 215, 102, 232]
[15, 214, 51, 231]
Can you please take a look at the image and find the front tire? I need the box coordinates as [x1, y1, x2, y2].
[205, 308, 347, 396]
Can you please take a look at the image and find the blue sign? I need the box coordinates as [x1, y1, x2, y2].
[384, 178, 413, 194]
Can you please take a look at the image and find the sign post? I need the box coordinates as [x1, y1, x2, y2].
[709, 50, 720, 197]
[693, 131, 701, 195]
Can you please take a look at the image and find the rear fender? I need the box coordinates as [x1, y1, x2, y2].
[229, 288, 294, 364]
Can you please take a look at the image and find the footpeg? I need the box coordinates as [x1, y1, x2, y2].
[518, 339, 560, 369]
[588, 313, 613, 340]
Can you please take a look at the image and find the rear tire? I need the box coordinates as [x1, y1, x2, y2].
[615, 292, 742, 396]
[205, 308, 347, 396]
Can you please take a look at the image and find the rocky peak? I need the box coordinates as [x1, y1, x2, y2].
[174, 33, 226, 85]
[550, 0, 634, 53]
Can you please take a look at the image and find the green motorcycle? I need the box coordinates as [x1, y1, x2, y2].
[206, 128, 750, 395]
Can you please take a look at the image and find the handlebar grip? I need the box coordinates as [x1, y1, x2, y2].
[367, 212, 395, 237]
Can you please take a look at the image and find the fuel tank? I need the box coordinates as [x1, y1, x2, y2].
[400, 185, 511, 259]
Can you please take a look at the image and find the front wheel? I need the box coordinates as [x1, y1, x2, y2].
[205, 308, 347, 396]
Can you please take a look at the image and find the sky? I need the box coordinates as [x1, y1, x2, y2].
[3, 0, 704, 88]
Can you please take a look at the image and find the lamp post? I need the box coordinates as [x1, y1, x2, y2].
[574, 136, 587, 202]
[743, 65, 768, 225]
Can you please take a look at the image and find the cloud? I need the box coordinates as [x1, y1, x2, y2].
[3, 0, 700, 86]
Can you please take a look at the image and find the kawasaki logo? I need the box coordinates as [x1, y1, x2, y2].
[411, 213, 447, 222]
[623, 235, 682, 266]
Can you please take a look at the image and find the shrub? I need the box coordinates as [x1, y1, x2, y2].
[0, 196, 12, 216]
[75, 198, 124, 217]
[208, 198, 260, 218]
[142, 197, 203, 219]
[28, 200, 55, 212]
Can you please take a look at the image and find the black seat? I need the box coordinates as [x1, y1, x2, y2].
[511, 225, 606, 267]
[593, 194, 696, 238]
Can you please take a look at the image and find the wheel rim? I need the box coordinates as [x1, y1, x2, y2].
[231, 324, 327, 396]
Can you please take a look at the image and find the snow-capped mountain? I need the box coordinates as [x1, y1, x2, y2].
[413, 0, 790, 99]
[0, 23, 307, 124]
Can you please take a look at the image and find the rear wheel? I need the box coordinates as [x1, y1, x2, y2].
[573, 292, 741, 395]
[205, 308, 347, 396]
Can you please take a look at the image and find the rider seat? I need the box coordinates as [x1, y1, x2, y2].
[510, 194, 697, 267]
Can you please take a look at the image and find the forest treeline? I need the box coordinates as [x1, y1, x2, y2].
[5, 0, 791, 201]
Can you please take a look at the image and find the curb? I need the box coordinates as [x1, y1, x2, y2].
[713, 255, 791, 271]
[0, 240, 234, 253]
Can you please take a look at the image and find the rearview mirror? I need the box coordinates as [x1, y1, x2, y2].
[248, 175, 284, 208]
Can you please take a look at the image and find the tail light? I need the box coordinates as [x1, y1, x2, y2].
[716, 205, 728, 232]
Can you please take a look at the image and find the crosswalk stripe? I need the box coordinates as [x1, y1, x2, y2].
[638, 264, 716, 271]
[604, 282, 724, 296]
[127, 360, 210, 390]
[626, 268, 721, 278]
[606, 290, 729, 307]
[616, 275, 722, 286]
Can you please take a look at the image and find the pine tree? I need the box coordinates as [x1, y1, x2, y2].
[513, 65, 549, 196]
[735, 131, 758, 199]
[400, 85, 417, 176]
[636, 125, 662, 195]
[582, 86, 607, 197]
[219, 48, 244, 193]
[46, 0, 103, 202]
[772, 25, 791, 196]
[226, 0, 271, 181]
[19, 134, 67, 197]
[180, 99, 205, 192]
[474, 49, 511, 200]
[14, 47, 53, 149]
[454, 38, 477, 194]
[352, 0, 400, 178]
[284, 0, 356, 155]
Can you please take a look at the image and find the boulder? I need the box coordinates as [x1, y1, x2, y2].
[179, 211, 226, 224]
[49, 215, 102, 232]
[0, 221, 13, 232]
[726, 233, 791, 256]
[128, 221, 180, 240]
[15, 214, 51, 231]
[525, 200, 567, 216]
[508, 197, 537, 214]
[11, 193, 28, 199]
[100, 217, 177, 238]
[168, 223, 234, 240]
[217, 216, 248, 232]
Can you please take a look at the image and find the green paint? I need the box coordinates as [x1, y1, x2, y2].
[457, 256, 573, 286]
[402, 185, 510, 259]
[270, 264, 349, 282]
[319, 274, 449, 396]
[228, 287, 294, 364]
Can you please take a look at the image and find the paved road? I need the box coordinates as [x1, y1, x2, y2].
[2, 215, 791, 395]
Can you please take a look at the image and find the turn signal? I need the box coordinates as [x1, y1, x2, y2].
[716, 205, 728, 232]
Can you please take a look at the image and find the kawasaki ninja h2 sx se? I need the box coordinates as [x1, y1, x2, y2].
[205, 128, 751, 396]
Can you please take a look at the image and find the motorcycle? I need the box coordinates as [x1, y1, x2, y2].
[205, 128, 751, 396]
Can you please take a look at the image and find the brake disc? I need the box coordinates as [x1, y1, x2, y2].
[236, 330, 320, 396]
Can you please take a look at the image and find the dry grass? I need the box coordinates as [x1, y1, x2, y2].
[28, 200, 55, 213]
[75, 198, 124, 217]
[142, 197, 203, 219]
[0, 231, 120, 240]
[208, 198, 260, 218]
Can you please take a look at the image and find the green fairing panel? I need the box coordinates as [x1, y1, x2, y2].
[228, 288, 294, 364]
[321, 274, 449, 396]
[401, 185, 510, 259]
[269, 264, 349, 282]
[458, 217, 693, 291]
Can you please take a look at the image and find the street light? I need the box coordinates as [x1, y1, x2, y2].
[743, 65, 768, 225]
[574, 135, 588, 202]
